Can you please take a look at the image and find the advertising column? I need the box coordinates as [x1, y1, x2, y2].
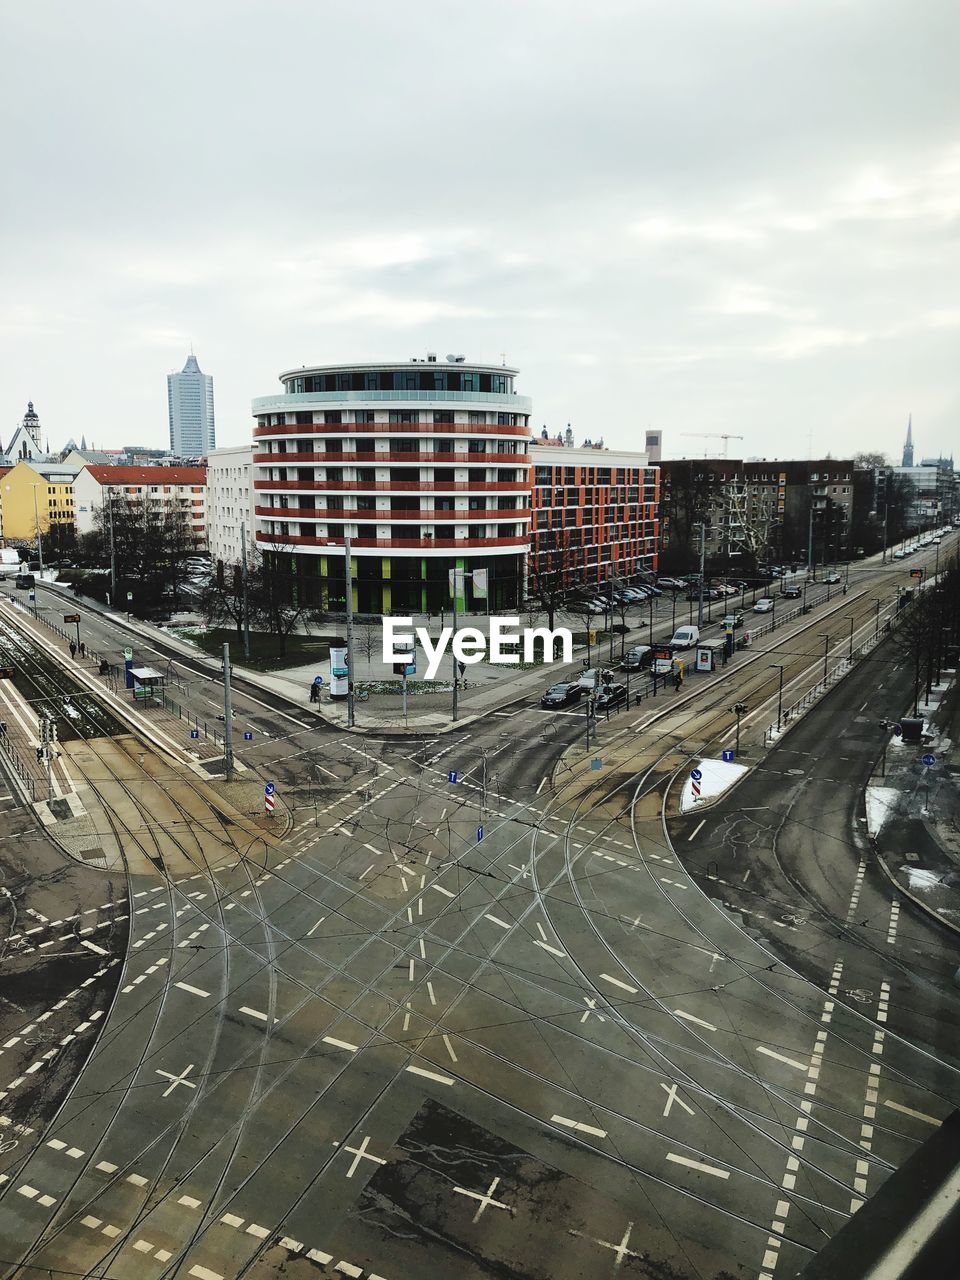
[329, 639, 349, 700]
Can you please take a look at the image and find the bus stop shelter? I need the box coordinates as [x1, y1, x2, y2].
[129, 666, 165, 703]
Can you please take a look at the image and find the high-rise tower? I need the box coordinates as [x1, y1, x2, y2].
[901, 414, 914, 467]
[167, 352, 216, 457]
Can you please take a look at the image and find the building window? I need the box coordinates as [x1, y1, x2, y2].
[433, 410, 454, 424]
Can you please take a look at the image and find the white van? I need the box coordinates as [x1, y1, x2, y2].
[0, 548, 23, 578]
[669, 625, 700, 650]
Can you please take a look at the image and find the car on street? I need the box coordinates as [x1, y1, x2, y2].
[824, 572, 842, 584]
[595, 682, 628, 712]
[540, 683, 582, 708]
[781, 585, 802, 599]
[620, 645, 653, 671]
[720, 612, 744, 628]
[578, 668, 599, 690]
[753, 597, 775, 613]
[669, 625, 700, 649]
[893, 549, 906, 559]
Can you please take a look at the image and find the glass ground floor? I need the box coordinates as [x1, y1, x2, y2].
[264, 550, 525, 616]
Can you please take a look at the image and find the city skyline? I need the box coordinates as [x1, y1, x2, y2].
[1, 1, 957, 462]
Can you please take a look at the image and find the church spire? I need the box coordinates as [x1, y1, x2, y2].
[901, 414, 914, 467]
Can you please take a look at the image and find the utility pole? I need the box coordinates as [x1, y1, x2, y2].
[222, 642, 234, 780]
[697, 522, 706, 628]
[846, 615, 855, 659]
[240, 519, 252, 661]
[345, 536, 356, 728]
[107, 490, 117, 606]
[881, 502, 888, 564]
[818, 633, 829, 683]
[769, 665, 784, 733]
[32, 485, 44, 575]
[807, 502, 814, 578]
[733, 701, 747, 756]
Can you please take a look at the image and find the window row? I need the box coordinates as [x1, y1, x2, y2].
[260, 410, 528, 427]
[283, 370, 515, 395]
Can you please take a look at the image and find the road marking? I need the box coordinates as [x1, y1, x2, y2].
[239, 1006, 271, 1023]
[80, 940, 109, 956]
[323, 1036, 359, 1053]
[406, 1064, 455, 1085]
[432, 885, 455, 898]
[174, 982, 210, 999]
[536, 776, 548, 795]
[155, 1063, 196, 1096]
[600, 973, 637, 994]
[687, 819, 706, 842]
[757, 1045, 808, 1072]
[453, 1175, 512, 1222]
[306, 917, 326, 937]
[673, 1009, 717, 1032]
[551, 1114, 607, 1139]
[534, 940, 566, 958]
[189, 1268, 224, 1280]
[334, 1134, 388, 1178]
[883, 1100, 941, 1126]
[485, 914, 511, 929]
[660, 1083, 694, 1118]
[442, 1034, 458, 1062]
[427, 982, 437, 1006]
[666, 1152, 730, 1180]
[179, 1194, 202, 1208]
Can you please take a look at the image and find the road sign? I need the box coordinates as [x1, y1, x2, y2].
[722, 748, 735, 763]
[448, 771, 458, 783]
[189, 729, 199, 739]
[922, 753, 937, 767]
[690, 767, 703, 781]
[265, 792, 275, 814]
[313, 675, 324, 685]
[591, 757, 602, 771]
[126, 591, 133, 602]
[404, 662, 416, 676]
[477, 825, 484, 843]
[910, 569, 924, 578]
[691, 778, 702, 801]
[264, 782, 276, 795]
[124, 648, 133, 661]
[63, 613, 80, 623]
[892, 723, 903, 737]
[243, 731, 253, 741]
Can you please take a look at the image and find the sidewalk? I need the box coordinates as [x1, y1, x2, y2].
[866, 669, 960, 935]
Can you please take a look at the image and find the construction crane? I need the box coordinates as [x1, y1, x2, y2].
[680, 432, 744, 459]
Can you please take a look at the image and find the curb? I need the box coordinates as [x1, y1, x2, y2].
[874, 848, 960, 940]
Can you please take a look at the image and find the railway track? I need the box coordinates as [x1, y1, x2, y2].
[0, 611, 125, 742]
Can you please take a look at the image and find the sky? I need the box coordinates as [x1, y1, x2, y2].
[2, 0, 958, 464]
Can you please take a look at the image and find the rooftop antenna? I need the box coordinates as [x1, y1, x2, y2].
[500, 351, 507, 367]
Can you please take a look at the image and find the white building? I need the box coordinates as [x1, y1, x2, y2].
[74, 465, 208, 550]
[167, 353, 216, 457]
[252, 356, 532, 614]
[206, 445, 255, 566]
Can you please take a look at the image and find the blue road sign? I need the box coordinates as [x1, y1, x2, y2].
[722, 748, 735, 763]
[448, 771, 458, 783]
[922, 753, 937, 767]
[189, 729, 200, 740]
[243, 731, 253, 741]
[892, 723, 903, 737]
[591, 757, 602, 771]
[477, 825, 484, 842]
[690, 767, 703, 781]
[264, 782, 276, 796]
[313, 675, 323, 685]
[404, 663, 416, 676]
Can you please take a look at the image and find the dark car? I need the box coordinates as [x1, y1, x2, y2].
[595, 682, 628, 712]
[540, 682, 582, 709]
[620, 646, 653, 671]
[782, 585, 802, 600]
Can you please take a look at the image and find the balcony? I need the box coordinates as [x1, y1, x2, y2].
[255, 505, 530, 522]
[254, 479, 529, 493]
[254, 450, 530, 465]
[256, 531, 529, 551]
[253, 421, 531, 440]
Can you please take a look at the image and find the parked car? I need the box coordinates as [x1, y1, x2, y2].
[753, 597, 775, 613]
[620, 645, 653, 671]
[781, 585, 802, 600]
[595, 682, 628, 712]
[578, 668, 599, 690]
[540, 683, 582, 709]
[824, 572, 842, 584]
[720, 612, 744, 629]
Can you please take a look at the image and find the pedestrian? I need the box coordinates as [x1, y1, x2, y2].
[309, 683, 318, 704]
[673, 668, 682, 692]
[79, 641, 86, 658]
[69, 641, 77, 659]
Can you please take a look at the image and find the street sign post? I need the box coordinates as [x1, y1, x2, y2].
[264, 782, 276, 814]
[892, 723, 903, 737]
[591, 757, 602, 771]
[477, 825, 484, 843]
[922, 753, 937, 767]
[189, 728, 199, 740]
[722, 748, 735, 763]
[690, 766, 703, 802]
[313, 675, 323, 686]
[448, 771, 458, 783]
[243, 730, 253, 741]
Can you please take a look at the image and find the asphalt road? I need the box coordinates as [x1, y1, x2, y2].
[0, 539, 956, 1279]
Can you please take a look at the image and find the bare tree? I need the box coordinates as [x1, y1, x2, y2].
[726, 484, 777, 563]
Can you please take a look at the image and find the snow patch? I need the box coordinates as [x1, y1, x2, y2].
[680, 758, 748, 813]
[865, 786, 899, 837]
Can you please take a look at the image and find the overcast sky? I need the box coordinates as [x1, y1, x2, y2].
[3, 0, 958, 464]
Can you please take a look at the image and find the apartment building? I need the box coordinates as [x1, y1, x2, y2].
[207, 445, 255, 566]
[74, 465, 208, 550]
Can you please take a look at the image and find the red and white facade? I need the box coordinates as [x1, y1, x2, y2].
[252, 358, 532, 613]
[73, 464, 207, 550]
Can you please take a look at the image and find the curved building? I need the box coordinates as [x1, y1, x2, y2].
[252, 357, 532, 614]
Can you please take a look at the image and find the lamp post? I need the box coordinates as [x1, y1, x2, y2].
[31, 484, 44, 575]
[845, 615, 855, 660]
[873, 598, 881, 638]
[818, 633, 829, 683]
[326, 537, 355, 728]
[769, 665, 784, 733]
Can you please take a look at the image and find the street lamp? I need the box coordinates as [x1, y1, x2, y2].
[326, 537, 355, 728]
[31, 483, 44, 575]
[769, 665, 784, 733]
[844, 615, 854, 660]
[872, 598, 881, 638]
[817, 633, 829, 683]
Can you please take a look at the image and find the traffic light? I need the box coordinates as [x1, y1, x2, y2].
[36, 746, 43, 763]
[601, 670, 613, 686]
